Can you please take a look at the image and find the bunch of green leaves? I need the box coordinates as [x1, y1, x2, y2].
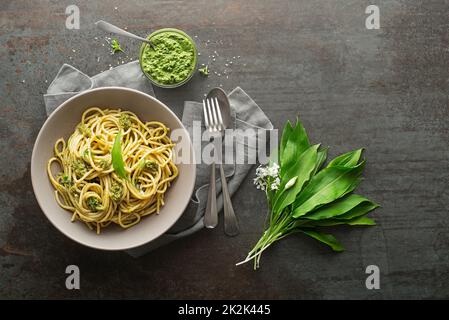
[237, 118, 379, 269]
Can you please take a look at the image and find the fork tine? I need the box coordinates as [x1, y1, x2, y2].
[206, 98, 214, 132]
[210, 98, 219, 132]
[202, 99, 210, 131]
[215, 98, 224, 130]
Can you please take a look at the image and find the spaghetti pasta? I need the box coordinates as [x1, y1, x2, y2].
[47, 107, 178, 234]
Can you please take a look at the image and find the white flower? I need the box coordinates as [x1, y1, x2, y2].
[270, 177, 281, 190]
[253, 174, 267, 191]
[255, 166, 268, 178]
[267, 163, 279, 177]
[254, 163, 281, 192]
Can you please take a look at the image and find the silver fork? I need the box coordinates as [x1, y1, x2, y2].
[202, 97, 239, 236]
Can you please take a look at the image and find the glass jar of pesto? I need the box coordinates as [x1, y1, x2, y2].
[139, 28, 197, 88]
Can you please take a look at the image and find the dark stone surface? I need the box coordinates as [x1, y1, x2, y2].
[1, 0, 449, 299]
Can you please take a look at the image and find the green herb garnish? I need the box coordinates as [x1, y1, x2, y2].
[198, 65, 209, 76]
[238, 118, 379, 269]
[111, 131, 128, 180]
[111, 39, 124, 53]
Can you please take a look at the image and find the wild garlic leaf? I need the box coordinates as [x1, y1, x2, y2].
[336, 201, 379, 220]
[272, 144, 319, 214]
[327, 148, 363, 168]
[312, 146, 328, 176]
[279, 120, 293, 166]
[291, 161, 365, 218]
[300, 229, 344, 252]
[302, 216, 376, 227]
[303, 194, 377, 220]
[280, 119, 310, 175]
[111, 131, 128, 180]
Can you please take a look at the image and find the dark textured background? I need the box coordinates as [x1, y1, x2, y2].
[1, 0, 449, 299]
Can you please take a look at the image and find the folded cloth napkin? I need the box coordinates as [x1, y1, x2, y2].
[44, 62, 273, 257]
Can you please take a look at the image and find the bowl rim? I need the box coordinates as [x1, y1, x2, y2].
[139, 28, 198, 89]
[31, 86, 196, 251]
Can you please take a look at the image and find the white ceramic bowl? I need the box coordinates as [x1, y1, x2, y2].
[31, 87, 196, 250]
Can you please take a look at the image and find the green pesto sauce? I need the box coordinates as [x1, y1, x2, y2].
[141, 31, 196, 85]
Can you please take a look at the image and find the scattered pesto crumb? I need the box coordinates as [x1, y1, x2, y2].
[70, 187, 79, 198]
[58, 174, 72, 188]
[119, 113, 131, 130]
[71, 159, 88, 178]
[82, 149, 90, 162]
[111, 39, 124, 53]
[198, 65, 209, 76]
[77, 123, 91, 137]
[141, 160, 159, 174]
[87, 197, 101, 212]
[98, 159, 109, 169]
[110, 182, 123, 202]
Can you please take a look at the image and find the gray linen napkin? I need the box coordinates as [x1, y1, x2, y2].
[44, 62, 273, 257]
